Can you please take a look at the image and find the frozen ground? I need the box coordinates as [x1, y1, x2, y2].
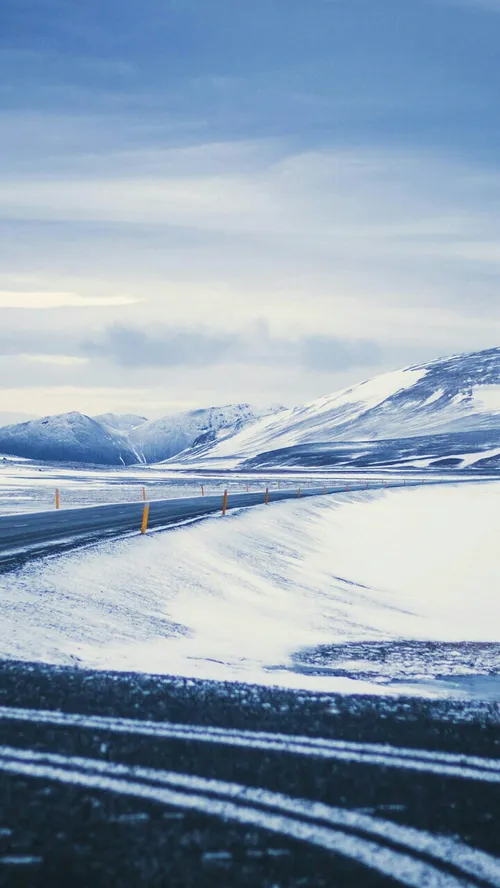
[1, 480, 499, 698]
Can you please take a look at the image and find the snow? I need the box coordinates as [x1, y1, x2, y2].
[206, 368, 428, 459]
[422, 388, 444, 406]
[1, 480, 498, 695]
[459, 446, 500, 468]
[309, 368, 428, 419]
[472, 385, 500, 413]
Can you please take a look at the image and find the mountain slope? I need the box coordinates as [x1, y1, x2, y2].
[179, 347, 500, 463]
[0, 412, 141, 465]
[130, 404, 278, 463]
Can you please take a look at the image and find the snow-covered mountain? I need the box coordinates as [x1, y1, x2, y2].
[0, 404, 282, 465]
[184, 348, 500, 464]
[0, 412, 141, 465]
[130, 404, 279, 463]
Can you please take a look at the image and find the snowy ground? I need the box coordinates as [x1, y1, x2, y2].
[0, 455, 471, 514]
[1, 480, 499, 698]
[0, 459, 328, 514]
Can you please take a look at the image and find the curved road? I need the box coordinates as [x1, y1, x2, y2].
[0, 479, 417, 567]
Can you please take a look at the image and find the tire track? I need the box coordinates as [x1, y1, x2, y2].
[2, 746, 499, 888]
[1, 706, 499, 783]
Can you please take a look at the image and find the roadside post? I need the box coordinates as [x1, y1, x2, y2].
[222, 489, 228, 515]
[140, 503, 150, 534]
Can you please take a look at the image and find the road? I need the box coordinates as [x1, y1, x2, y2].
[0, 479, 417, 567]
[0, 659, 499, 888]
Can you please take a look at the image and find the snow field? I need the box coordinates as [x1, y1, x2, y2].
[1, 480, 498, 693]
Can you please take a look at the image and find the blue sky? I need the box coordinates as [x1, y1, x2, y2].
[1, 0, 500, 418]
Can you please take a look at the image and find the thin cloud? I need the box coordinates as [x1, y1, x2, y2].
[83, 324, 235, 368]
[82, 322, 397, 373]
[0, 291, 140, 308]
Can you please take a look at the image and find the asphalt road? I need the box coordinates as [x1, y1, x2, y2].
[0, 480, 415, 568]
[0, 660, 499, 888]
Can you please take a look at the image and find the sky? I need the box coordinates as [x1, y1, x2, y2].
[1, 0, 500, 420]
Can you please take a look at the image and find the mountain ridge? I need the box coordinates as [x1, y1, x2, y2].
[0, 404, 283, 466]
[176, 346, 500, 465]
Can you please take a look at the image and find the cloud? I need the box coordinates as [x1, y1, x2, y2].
[0, 291, 140, 308]
[300, 337, 382, 372]
[82, 322, 413, 375]
[21, 354, 89, 365]
[83, 324, 234, 367]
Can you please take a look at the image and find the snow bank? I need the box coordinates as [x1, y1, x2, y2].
[1, 481, 499, 694]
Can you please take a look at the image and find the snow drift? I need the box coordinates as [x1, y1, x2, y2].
[2, 480, 498, 694]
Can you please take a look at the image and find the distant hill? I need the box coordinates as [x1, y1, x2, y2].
[0, 412, 140, 465]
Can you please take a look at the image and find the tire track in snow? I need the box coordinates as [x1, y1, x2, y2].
[1, 746, 499, 888]
[1, 706, 499, 783]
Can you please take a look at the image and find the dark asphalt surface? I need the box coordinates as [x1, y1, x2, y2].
[0, 481, 419, 568]
[0, 660, 499, 888]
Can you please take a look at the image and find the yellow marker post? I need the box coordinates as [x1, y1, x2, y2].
[140, 503, 150, 534]
[297, 487, 301, 498]
[55, 488, 60, 510]
[222, 489, 228, 515]
[142, 486, 147, 501]
[265, 487, 269, 505]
